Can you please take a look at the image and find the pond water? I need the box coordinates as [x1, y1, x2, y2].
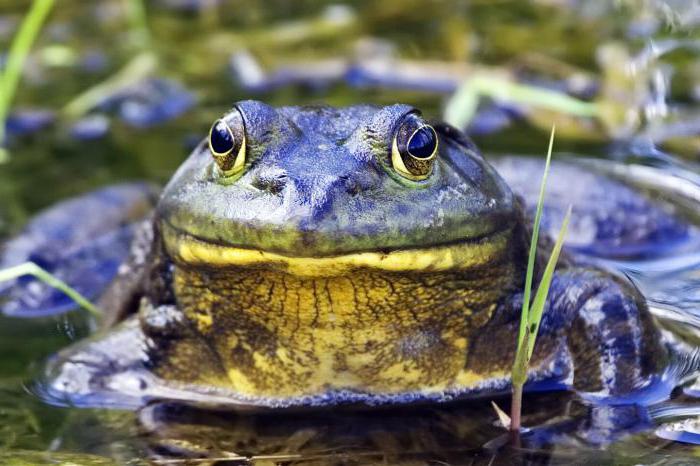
[2, 0, 700, 464]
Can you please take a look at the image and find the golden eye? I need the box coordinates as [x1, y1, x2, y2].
[391, 114, 438, 181]
[208, 108, 246, 176]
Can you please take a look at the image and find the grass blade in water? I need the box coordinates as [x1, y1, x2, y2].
[0, 262, 102, 318]
[0, 0, 55, 162]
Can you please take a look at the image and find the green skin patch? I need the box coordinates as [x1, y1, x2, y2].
[157, 101, 517, 256]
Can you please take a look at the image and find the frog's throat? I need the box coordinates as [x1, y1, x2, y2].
[162, 222, 512, 277]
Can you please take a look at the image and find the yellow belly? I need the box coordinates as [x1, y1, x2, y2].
[172, 258, 518, 398]
[161, 221, 525, 398]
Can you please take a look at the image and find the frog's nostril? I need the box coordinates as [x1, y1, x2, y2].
[251, 172, 288, 195]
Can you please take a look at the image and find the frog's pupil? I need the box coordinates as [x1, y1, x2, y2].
[211, 120, 234, 154]
[407, 126, 437, 159]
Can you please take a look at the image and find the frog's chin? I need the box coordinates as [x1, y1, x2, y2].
[161, 222, 513, 278]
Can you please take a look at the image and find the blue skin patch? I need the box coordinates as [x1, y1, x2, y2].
[0, 183, 157, 317]
[490, 157, 698, 259]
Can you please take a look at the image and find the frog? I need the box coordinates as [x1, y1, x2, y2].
[1, 101, 693, 410]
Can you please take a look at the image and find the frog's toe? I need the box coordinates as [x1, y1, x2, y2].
[491, 157, 695, 259]
[0, 183, 157, 317]
[40, 310, 244, 410]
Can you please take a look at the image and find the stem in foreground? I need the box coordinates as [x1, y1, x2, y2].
[508, 125, 571, 435]
[0, 0, 55, 162]
[510, 382, 523, 433]
[510, 327, 529, 433]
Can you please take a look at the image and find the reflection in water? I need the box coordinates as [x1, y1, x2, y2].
[137, 396, 650, 465]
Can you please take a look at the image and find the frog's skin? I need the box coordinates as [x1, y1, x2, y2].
[1, 101, 691, 410]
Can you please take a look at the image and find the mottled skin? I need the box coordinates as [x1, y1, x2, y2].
[2, 101, 678, 409]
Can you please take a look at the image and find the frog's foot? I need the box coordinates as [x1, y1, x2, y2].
[491, 157, 696, 259]
[38, 305, 232, 409]
[0, 183, 158, 317]
[543, 268, 670, 403]
[39, 316, 151, 408]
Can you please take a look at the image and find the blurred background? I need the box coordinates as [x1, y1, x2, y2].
[2, 0, 700, 236]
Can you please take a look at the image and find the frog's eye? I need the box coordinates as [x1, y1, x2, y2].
[391, 114, 438, 181]
[208, 109, 246, 176]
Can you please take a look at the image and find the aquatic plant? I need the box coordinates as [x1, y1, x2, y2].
[0, 0, 55, 163]
[0, 262, 101, 318]
[63, 51, 158, 119]
[444, 76, 599, 130]
[125, 0, 151, 48]
[509, 127, 571, 432]
[62, 0, 157, 120]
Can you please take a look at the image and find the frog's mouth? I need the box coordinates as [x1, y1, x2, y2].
[161, 222, 513, 277]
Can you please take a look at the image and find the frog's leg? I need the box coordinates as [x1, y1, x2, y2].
[490, 156, 694, 259]
[0, 183, 158, 317]
[537, 268, 667, 398]
[522, 403, 653, 448]
[468, 267, 667, 399]
[42, 302, 234, 409]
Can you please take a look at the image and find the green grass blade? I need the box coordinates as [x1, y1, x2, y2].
[444, 76, 599, 129]
[511, 324, 530, 386]
[0, 0, 55, 161]
[0, 262, 102, 318]
[516, 125, 556, 350]
[509, 128, 570, 433]
[125, 0, 151, 48]
[526, 206, 572, 359]
[63, 51, 157, 118]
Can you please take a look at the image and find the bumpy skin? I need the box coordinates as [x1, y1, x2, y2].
[34, 102, 672, 409]
[492, 157, 693, 259]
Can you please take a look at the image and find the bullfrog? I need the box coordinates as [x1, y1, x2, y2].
[1, 101, 693, 410]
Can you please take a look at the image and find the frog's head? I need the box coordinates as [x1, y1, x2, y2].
[158, 101, 519, 276]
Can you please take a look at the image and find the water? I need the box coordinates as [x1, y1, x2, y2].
[2, 0, 700, 464]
